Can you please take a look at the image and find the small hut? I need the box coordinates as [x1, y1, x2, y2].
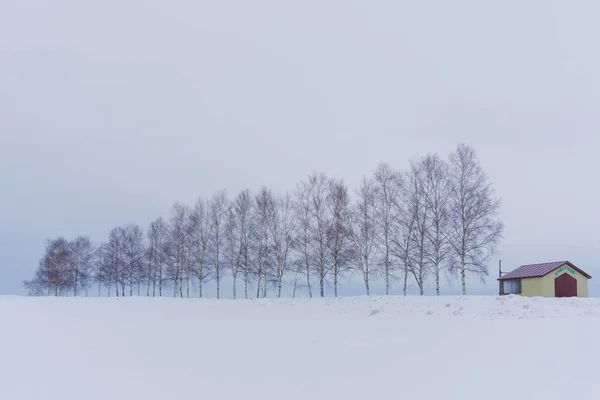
[498, 261, 591, 297]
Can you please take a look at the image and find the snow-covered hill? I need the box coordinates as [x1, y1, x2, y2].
[1, 294, 599, 399]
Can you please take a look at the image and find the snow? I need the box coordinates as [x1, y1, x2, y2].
[1, 294, 599, 399]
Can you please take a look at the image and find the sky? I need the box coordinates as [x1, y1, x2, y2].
[1, 0, 600, 297]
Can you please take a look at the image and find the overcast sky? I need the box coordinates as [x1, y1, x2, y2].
[1, 0, 600, 296]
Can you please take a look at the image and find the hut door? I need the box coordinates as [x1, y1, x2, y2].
[554, 273, 577, 297]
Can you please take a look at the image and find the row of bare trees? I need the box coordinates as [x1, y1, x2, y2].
[23, 143, 504, 298]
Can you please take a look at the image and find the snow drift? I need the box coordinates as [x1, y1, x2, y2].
[1, 294, 599, 399]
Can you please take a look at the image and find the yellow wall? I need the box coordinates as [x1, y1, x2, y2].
[520, 264, 589, 297]
[520, 277, 545, 297]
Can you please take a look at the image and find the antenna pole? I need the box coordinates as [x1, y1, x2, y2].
[498, 260, 502, 296]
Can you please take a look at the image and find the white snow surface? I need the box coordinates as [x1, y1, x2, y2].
[1, 294, 599, 399]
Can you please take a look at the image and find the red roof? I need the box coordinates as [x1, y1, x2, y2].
[498, 261, 592, 280]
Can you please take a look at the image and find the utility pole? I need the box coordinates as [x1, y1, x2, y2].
[498, 260, 506, 295]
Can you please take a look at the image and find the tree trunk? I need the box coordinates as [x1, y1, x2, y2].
[256, 268, 262, 298]
[152, 269, 156, 297]
[334, 273, 338, 297]
[263, 275, 267, 298]
[233, 275, 237, 300]
[199, 276, 204, 299]
[419, 263, 424, 296]
[319, 275, 324, 297]
[216, 258, 220, 300]
[461, 256, 466, 295]
[306, 268, 312, 298]
[158, 269, 163, 297]
[179, 272, 184, 298]
[385, 247, 390, 295]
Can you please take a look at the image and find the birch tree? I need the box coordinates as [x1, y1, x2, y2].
[307, 172, 331, 297]
[292, 180, 314, 298]
[326, 179, 354, 297]
[253, 187, 275, 298]
[447, 143, 504, 295]
[165, 203, 189, 297]
[121, 224, 145, 296]
[373, 163, 402, 294]
[24, 141, 502, 299]
[209, 190, 228, 299]
[405, 160, 429, 295]
[183, 216, 196, 298]
[232, 190, 252, 299]
[190, 199, 212, 298]
[352, 177, 379, 296]
[146, 217, 167, 297]
[95, 242, 113, 296]
[271, 193, 295, 298]
[23, 237, 72, 296]
[68, 236, 97, 296]
[389, 171, 415, 296]
[107, 227, 127, 296]
[224, 206, 240, 299]
[422, 153, 452, 296]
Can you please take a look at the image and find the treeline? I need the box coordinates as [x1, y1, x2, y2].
[23, 143, 504, 298]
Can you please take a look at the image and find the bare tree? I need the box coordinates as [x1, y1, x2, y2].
[24, 236, 100, 297]
[106, 227, 127, 296]
[373, 163, 402, 294]
[25, 142, 501, 299]
[122, 224, 145, 296]
[95, 242, 113, 296]
[292, 180, 314, 298]
[209, 190, 228, 299]
[232, 190, 252, 299]
[307, 172, 332, 297]
[146, 217, 167, 297]
[352, 177, 379, 296]
[68, 236, 97, 296]
[447, 143, 504, 295]
[190, 199, 212, 298]
[23, 237, 72, 296]
[224, 205, 239, 299]
[271, 193, 295, 298]
[165, 203, 190, 297]
[23, 267, 48, 296]
[253, 187, 275, 298]
[326, 179, 354, 297]
[388, 170, 415, 296]
[421, 153, 452, 296]
[182, 215, 197, 298]
[405, 160, 429, 295]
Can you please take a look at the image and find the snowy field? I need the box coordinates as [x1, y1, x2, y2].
[1, 294, 599, 399]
